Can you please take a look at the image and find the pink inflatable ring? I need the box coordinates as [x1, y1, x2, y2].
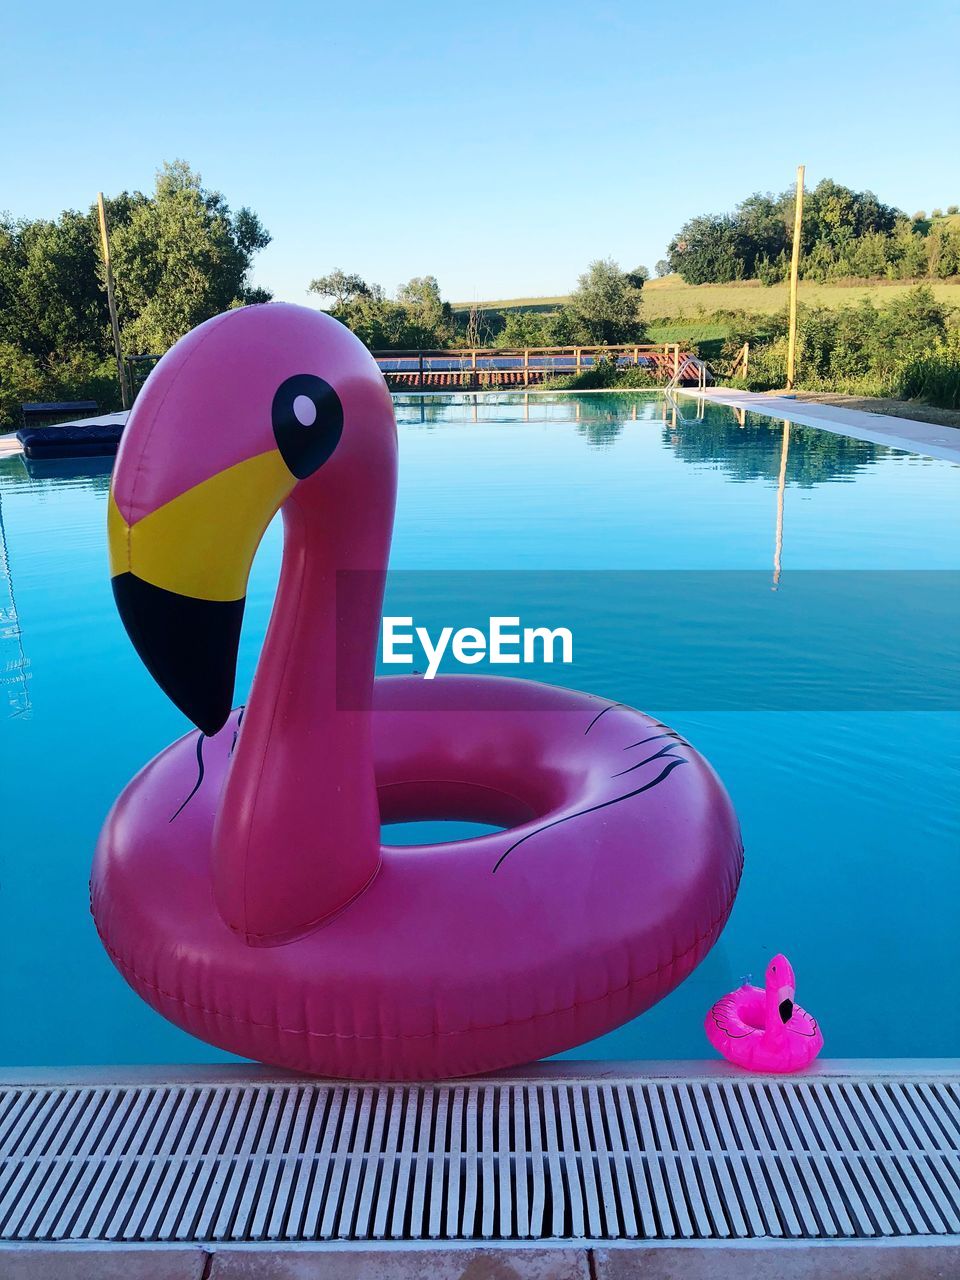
[93, 304, 743, 1080]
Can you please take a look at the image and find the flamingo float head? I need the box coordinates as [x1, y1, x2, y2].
[766, 953, 797, 1023]
[107, 303, 397, 735]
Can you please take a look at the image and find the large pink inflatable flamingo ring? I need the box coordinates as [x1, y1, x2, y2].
[93, 303, 744, 1079]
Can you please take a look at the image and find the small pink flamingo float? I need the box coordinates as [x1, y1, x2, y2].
[705, 954, 823, 1073]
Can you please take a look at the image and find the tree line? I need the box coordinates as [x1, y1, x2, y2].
[4, 162, 959, 425]
[0, 150, 646, 424]
[666, 179, 960, 285]
[309, 258, 647, 350]
[0, 161, 269, 423]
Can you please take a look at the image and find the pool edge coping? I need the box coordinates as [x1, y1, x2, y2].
[2, 1057, 957, 1087]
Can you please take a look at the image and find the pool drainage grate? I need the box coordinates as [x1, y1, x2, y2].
[0, 1072, 958, 1243]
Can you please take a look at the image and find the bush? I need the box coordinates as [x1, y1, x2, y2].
[614, 365, 661, 388]
[47, 352, 121, 412]
[0, 343, 120, 431]
[0, 342, 45, 429]
[715, 286, 960, 406]
[568, 259, 644, 344]
[756, 254, 786, 286]
[895, 331, 960, 409]
[543, 360, 660, 391]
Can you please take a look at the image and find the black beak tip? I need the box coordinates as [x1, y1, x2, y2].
[194, 707, 232, 738]
[112, 573, 245, 735]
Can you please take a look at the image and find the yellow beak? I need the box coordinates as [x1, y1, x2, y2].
[108, 450, 296, 733]
[108, 450, 295, 602]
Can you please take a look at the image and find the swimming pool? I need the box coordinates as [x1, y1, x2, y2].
[1, 392, 957, 1067]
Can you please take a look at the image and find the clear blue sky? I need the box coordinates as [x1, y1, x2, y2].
[5, 0, 959, 303]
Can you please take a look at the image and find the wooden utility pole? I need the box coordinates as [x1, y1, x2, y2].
[786, 164, 805, 390]
[96, 192, 130, 410]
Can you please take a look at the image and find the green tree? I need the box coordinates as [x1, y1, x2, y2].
[0, 164, 271, 424]
[395, 276, 454, 347]
[0, 342, 45, 424]
[568, 258, 644, 344]
[308, 269, 370, 308]
[546, 307, 587, 345]
[667, 214, 744, 284]
[497, 310, 555, 347]
[0, 196, 142, 361]
[803, 180, 899, 248]
[666, 179, 905, 285]
[308, 273, 455, 349]
[111, 160, 271, 352]
[734, 193, 791, 271]
[924, 222, 960, 278]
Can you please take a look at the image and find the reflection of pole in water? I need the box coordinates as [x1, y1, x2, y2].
[773, 420, 790, 590]
[0, 489, 31, 717]
[472, 394, 478, 424]
[524, 391, 529, 423]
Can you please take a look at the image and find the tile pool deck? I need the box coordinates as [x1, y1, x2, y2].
[1, 1060, 958, 1277]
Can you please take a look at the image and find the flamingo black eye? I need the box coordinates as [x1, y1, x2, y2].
[272, 374, 343, 479]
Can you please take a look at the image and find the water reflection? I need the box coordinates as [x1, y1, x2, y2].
[19, 455, 114, 491]
[0, 482, 31, 718]
[773, 421, 789, 589]
[393, 392, 891, 483]
[391, 391, 662, 447]
[663, 404, 886, 486]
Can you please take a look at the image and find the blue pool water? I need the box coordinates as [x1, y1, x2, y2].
[1, 392, 958, 1066]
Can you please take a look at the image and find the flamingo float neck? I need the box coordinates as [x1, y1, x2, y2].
[108, 304, 398, 945]
[213, 475, 396, 945]
[763, 953, 796, 1040]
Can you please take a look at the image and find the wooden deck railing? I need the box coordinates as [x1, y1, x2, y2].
[728, 342, 750, 380]
[124, 344, 701, 401]
[373, 344, 692, 390]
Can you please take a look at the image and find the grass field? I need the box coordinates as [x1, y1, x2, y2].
[642, 275, 960, 320]
[452, 296, 569, 313]
[454, 275, 960, 321]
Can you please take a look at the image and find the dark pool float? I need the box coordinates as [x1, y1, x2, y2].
[93, 304, 743, 1079]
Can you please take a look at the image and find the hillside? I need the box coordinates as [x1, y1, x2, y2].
[454, 275, 960, 323]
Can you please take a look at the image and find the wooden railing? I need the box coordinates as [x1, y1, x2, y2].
[373, 344, 691, 390]
[728, 342, 750, 380]
[124, 344, 702, 400]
